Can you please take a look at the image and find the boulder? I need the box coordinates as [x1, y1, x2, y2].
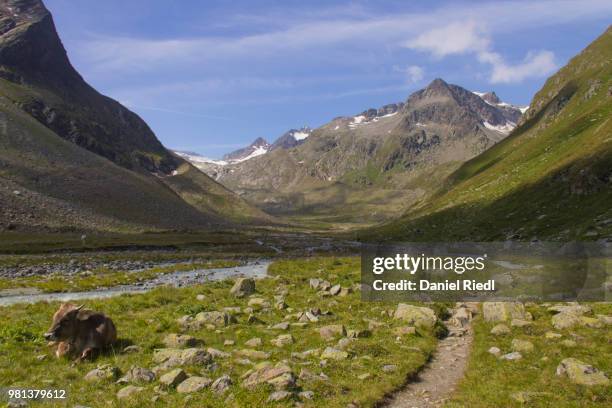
[207, 348, 230, 359]
[245, 338, 262, 347]
[116, 385, 144, 399]
[163, 333, 198, 348]
[580, 316, 603, 328]
[382, 364, 397, 373]
[319, 324, 346, 340]
[291, 349, 320, 360]
[271, 334, 294, 347]
[84, 364, 119, 382]
[552, 312, 581, 330]
[230, 278, 256, 297]
[488, 346, 501, 357]
[235, 349, 271, 360]
[211, 374, 232, 394]
[556, 358, 610, 386]
[490, 324, 510, 336]
[547, 304, 591, 316]
[545, 332, 562, 339]
[347, 329, 371, 338]
[117, 366, 155, 384]
[272, 321, 290, 330]
[267, 390, 293, 402]
[561, 339, 577, 348]
[320, 347, 349, 360]
[500, 352, 522, 361]
[510, 319, 532, 327]
[393, 304, 437, 328]
[242, 363, 296, 390]
[248, 297, 270, 309]
[511, 339, 534, 353]
[482, 302, 526, 322]
[152, 348, 212, 369]
[329, 285, 342, 296]
[159, 368, 187, 388]
[176, 376, 212, 393]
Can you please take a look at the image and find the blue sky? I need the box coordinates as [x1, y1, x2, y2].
[46, 0, 612, 158]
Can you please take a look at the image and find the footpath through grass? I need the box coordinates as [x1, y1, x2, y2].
[448, 303, 611, 407]
[0, 257, 440, 407]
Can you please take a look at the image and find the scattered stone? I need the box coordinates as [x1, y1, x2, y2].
[235, 349, 271, 360]
[321, 347, 349, 360]
[346, 329, 371, 338]
[117, 366, 155, 384]
[207, 348, 230, 358]
[510, 319, 532, 328]
[339, 287, 352, 297]
[393, 326, 416, 336]
[177, 376, 212, 393]
[116, 385, 144, 399]
[247, 314, 264, 325]
[511, 339, 534, 353]
[245, 338, 262, 347]
[451, 307, 472, 327]
[490, 324, 510, 336]
[299, 390, 315, 400]
[366, 319, 385, 330]
[242, 363, 296, 390]
[272, 322, 290, 330]
[545, 332, 562, 339]
[267, 390, 293, 402]
[482, 302, 526, 322]
[122, 345, 141, 354]
[275, 300, 288, 310]
[230, 278, 256, 297]
[248, 297, 270, 309]
[556, 358, 610, 386]
[488, 347, 501, 357]
[183, 311, 235, 329]
[36, 354, 47, 361]
[152, 348, 212, 369]
[552, 312, 581, 330]
[196, 294, 206, 301]
[292, 349, 320, 360]
[358, 373, 371, 380]
[382, 364, 397, 373]
[159, 368, 187, 388]
[547, 304, 592, 316]
[500, 352, 522, 361]
[163, 333, 198, 348]
[319, 324, 346, 340]
[223, 306, 241, 314]
[336, 338, 353, 350]
[393, 304, 437, 328]
[329, 284, 342, 296]
[271, 334, 294, 347]
[84, 364, 119, 382]
[211, 375, 232, 394]
[224, 340, 235, 346]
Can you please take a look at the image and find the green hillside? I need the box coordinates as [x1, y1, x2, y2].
[369, 26, 612, 241]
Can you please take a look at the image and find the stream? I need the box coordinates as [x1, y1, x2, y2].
[0, 260, 271, 307]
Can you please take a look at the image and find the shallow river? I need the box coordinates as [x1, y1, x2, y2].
[0, 261, 270, 307]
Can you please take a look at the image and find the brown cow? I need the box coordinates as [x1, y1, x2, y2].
[44, 303, 117, 362]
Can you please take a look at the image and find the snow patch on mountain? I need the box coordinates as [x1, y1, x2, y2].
[483, 121, 516, 134]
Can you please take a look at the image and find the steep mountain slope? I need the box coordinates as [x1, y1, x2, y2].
[200, 80, 522, 225]
[0, 0, 268, 231]
[223, 137, 270, 162]
[270, 127, 312, 150]
[370, 26, 612, 241]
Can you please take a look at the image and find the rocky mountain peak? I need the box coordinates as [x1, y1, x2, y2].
[481, 91, 501, 105]
[223, 137, 271, 162]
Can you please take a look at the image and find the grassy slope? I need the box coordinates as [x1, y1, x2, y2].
[0, 257, 440, 407]
[369, 27, 612, 242]
[449, 303, 612, 407]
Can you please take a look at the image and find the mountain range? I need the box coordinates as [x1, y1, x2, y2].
[180, 79, 525, 225]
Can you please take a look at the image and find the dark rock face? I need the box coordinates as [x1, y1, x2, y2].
[0, 0, 180, 174]
[223, 137, 270, 162]
[270, 127, 312, 151]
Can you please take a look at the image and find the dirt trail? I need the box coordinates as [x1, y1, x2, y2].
[383, 305, 474, 408]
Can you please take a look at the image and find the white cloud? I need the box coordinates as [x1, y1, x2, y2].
[73, 0, 611, 75]
[404, 21, 489, 58]
[478, 50, 557, 83]
[404, 20, 557, 83]
[393, 65, 425, 83]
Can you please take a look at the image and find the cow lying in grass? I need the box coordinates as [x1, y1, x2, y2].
[44, 303, 116, 362]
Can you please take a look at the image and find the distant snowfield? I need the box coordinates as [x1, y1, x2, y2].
[472, 90, 528, 113]
[175, 151, 228, 166]
[483, 120, 516, 134]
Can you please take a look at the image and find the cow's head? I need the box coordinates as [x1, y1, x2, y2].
[44, 303, 83, 341]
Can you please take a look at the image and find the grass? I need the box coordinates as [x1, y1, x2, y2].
[0, 259, 240, 293]
[448, 303, 612, 407]
[0, 257, 441, 407]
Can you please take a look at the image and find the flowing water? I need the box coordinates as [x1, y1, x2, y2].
[0, 261, 270, 307]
